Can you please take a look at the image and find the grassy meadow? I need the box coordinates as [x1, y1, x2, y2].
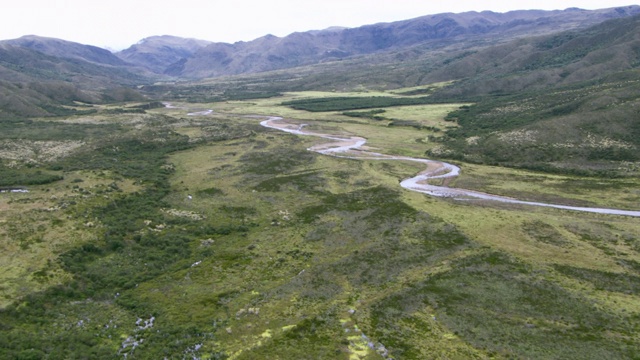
[0, 89, 639, 359]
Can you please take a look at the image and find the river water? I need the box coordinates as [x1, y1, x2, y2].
[261, 117, 640, 217]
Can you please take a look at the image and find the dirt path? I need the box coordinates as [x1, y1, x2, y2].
[261, 116, 640, 217]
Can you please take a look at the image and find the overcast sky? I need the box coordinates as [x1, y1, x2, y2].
[2, 0, 637, 50]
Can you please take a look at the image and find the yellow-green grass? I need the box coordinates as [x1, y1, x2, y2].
[327, 120, 640, 272]
[234, 105, 637, 208]
[404, 190, 640, 315]
[172, 105, 640, 271]
[252, 106, 640, 283]
[211, 99, 363, 123]
[141, 147, 477, 357]
[199, 90, 467, 129]
[200, 95, 465, 159]
[172, 126, 205, 139]
[298, 132, 640, 275]
[451, 163, 640, 210]
[241, 99, 640, 212]
[159, 112, 640, 356]
[381, 103, 467, 127]
[284, 90, 403, 98]
[339, 122, 440, 157]
[184, 103, 640, 267]
[144, 136, 345, 355]
[123, 99, 640, 357]
[0, 170, 139, 307]
[6, 97, 637, 357]
[389, 81, 455, 93]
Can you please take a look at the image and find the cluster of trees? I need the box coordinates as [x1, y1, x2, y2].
[282, 96, 441, 112]
[0, 117, 234, 358]
[0, 167, 62, 186]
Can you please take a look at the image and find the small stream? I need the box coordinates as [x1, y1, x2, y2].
[261, 116, 640, 217]
[0, 188, 29, 193]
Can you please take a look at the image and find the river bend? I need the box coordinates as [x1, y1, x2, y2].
[260, 117, 640, 217]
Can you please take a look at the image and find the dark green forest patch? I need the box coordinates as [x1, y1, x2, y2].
[0, 167, 62, 186]
[282, 96, 441, 112]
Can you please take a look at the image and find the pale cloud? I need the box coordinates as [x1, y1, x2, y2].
[1, 0, 636, 50]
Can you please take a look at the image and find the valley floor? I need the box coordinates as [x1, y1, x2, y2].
[1, 96, 639, 359]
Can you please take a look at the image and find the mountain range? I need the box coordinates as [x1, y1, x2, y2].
[2, 6, 639, 81]
[0, 38, 147, 118]
[118, 6, 640, 78]
[0, 5, 639, 120]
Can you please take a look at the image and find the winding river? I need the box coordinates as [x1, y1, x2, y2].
[260, 116, 640, 218]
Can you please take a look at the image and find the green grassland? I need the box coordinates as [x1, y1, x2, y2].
[0, 88, 639, 359]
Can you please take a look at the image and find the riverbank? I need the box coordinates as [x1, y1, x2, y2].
[261, 116, 640, 217]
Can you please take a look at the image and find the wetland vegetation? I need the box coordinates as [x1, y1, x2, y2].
[1, 89, 639, 359]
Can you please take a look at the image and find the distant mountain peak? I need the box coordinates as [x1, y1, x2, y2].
[116, 35, 212, 74]
[4, 6, 639, 81]
[2, 35, 128, 67]
[155, 6, 640, 79]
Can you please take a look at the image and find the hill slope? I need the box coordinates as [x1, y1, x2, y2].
[117, 35, 212, 74]
[423, 13, 640, 96]
[425, 15, 640, 174]
[4, 35, 129, 67]
[153, 6, 640, 78]
[0, 39, 151, 119]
